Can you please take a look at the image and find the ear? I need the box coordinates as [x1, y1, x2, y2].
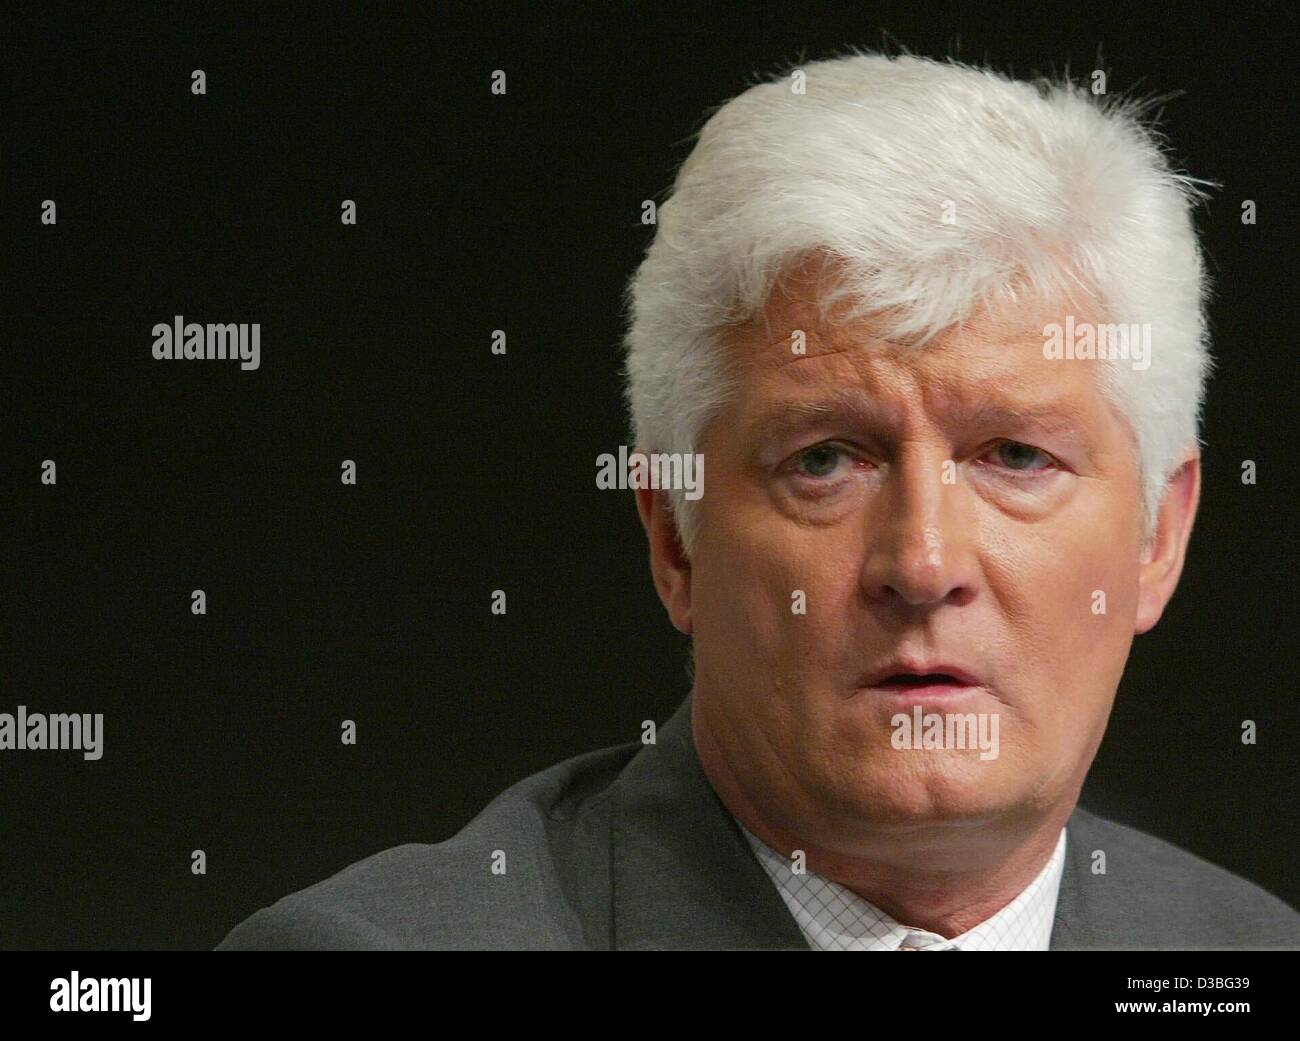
[634, 484, 694, 635]
[1134, 451, 1200, 635]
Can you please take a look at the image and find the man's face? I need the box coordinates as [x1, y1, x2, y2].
[679, 264, 1173, 855]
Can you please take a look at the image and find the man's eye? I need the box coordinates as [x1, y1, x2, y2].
[796, 444, 846, 478]
[987, 441, 1054, 472]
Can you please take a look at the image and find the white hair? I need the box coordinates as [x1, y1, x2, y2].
[620, 50, 1213, 556]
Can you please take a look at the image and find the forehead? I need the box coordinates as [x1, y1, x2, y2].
[720, 269, 1108, 419]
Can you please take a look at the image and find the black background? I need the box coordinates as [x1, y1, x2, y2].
[3, 1, 1295, 949]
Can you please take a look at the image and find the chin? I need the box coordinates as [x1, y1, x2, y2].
[822, 759, 1016, 829]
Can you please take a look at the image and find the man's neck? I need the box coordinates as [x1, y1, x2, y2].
[783, 819, 1068, 937]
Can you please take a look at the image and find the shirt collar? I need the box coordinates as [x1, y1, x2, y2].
[739, 821, 1068, 950]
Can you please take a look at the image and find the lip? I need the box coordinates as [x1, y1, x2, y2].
[861, 661, 981, 686]
[855, 661, 986, 698]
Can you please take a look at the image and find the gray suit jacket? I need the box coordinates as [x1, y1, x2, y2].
[218, 693, 1298, 950]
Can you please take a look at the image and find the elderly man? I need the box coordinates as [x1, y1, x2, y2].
[218, 52, 1297, 950]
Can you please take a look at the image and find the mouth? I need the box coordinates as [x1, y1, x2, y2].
[857, 664, 984, 698]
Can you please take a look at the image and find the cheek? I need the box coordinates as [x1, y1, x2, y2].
[1069, 540, 1140, 705]
[692, 507, 859, 678]
[688, 521, 778, 672]
[984, 520, 1138, 744]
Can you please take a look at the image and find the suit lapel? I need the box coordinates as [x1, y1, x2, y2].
[610, 693, 811, 950]
[1048, 817, 1084, 950]
[1049, 806, 1132, 950]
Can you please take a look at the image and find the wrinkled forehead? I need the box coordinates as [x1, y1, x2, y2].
[719, 262, 1111, 418]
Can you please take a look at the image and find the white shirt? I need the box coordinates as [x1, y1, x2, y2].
[740, 821, 1068, 950]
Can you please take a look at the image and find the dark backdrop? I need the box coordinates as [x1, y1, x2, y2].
[4, 1, 1295, 949]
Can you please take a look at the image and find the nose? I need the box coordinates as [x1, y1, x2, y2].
[860, 447, 978, 609]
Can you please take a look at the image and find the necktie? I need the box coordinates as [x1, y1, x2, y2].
[898, 931, 960, 950]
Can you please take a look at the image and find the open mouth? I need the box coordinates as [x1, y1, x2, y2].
[880, 673, 963, 687]
[858, 666, 983, 697]
[856, 662, 983, 697]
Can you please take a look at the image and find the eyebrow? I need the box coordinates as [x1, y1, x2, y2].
[748, 388, 1091, 445]
[749, 390, 896, 444]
